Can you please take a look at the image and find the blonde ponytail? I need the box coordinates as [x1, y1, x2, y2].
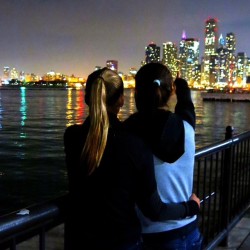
[81, 77, 109, 175]
[82, 68, 124, 175]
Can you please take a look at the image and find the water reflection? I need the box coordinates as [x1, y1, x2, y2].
[65, 88, 136, 124]
[20, 87, 27, 132]
[75, 89, 85, 122]
[118, 88, 136, 120]
[0, 87, 249, 214]
[66, 88, 74, 126]
[63, 88, 250, 148]
[18, 87, 27, 160]
[66, 88, 87, 127]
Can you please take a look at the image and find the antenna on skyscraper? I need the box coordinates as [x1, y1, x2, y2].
[182, 30, 186, 40]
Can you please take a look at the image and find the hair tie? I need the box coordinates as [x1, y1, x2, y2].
[153, 79, 161, 86]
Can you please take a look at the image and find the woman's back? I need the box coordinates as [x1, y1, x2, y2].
[64, 114, 155, 249]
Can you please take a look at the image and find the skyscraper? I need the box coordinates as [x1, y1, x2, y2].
[236, 52, 247, 86]
[179, 31, 200, 86]
[162, 41, 178, 76]
[145, 42, 160, 64]
[204, 18, 219, 56]
[226, 33, 237, 85]
[226, 32, 236, 55]
[203, 18, 219, 86]
[106, 60, 118, 72]
[217, 34, 229, 85]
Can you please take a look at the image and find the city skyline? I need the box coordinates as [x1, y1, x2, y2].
[0, 0, 250, 78]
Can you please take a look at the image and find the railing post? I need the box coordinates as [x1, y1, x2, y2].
[220, 125, 234, 246]
[225, 125, 234, 140]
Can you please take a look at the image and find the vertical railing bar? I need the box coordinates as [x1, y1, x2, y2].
[247, 139, 250, 198]
[10, 238, 16, 250]
[206, 154, 213, 239]
[219, 126, 234, 246]
[239, 142, 244, 210]
[242, 141, 248, 200]
[202, 157, 208, 242]
[39, 227, 46, 250]
[218, 149, 225, 232]
[196, 160, 201, 196]
[236, 143, 241, 213]
[231, 144, 237, 217]
[213, 151, 219, 236]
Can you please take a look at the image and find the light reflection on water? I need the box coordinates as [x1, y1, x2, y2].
[0, 87, 249, 214]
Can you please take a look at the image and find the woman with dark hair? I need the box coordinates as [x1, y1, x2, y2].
[124, 62, 203, 250]
[64, 67, 200, 250]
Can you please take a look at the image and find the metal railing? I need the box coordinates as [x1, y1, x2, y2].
[0, 126, 250, 249]
[0, 196, 67, 250]
[194, 126, 250, 249]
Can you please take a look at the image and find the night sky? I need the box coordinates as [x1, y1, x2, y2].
[0, 0, 250, 78]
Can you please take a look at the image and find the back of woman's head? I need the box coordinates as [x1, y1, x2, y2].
[85, 67, 124, 107]
[83, 68, 124, 175]
[135, 63, 173, 112]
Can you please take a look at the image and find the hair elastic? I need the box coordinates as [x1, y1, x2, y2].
[153, 79, 161, 86]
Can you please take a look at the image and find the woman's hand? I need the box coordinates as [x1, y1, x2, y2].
[190, 193, 200, 208]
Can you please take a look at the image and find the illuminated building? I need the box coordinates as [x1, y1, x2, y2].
[106, 60, 118, 72]
[25, 73, 39, 82]
[3, 66, 10, 80]
[216, 34, 229, 86]
[204, 18, 219, 56]
[19, 71, 25, 81]
[44, 70, 56, 81]
[226, 32, 236, 55]
[203, 18, 219, 87]
[162, 41, 178, 77]
[236, 52, 247, 86]
[179, 31, 200, 87]
[10, 68, 19, 80]
[145, 42, 160, 63]
[246, 58, 250, 78]
[129, 67, 137, 77]
[226, 33, 237, 85]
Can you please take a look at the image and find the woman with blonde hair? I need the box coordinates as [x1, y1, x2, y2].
[64, 67, 200, 250]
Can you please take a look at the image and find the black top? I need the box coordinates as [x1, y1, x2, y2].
[64, 113, 198, 249]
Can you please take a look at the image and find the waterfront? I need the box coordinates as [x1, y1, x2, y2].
[0, 87, 250, 215]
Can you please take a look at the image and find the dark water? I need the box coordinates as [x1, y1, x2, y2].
[0, 87, 249, 215]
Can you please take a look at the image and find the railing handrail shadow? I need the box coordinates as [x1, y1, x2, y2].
[0, 126, 250, 249]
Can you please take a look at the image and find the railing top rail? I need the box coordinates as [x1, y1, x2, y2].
[0, 194, 68, 241]
[195, 139, 231, 158]
[195, 129, 250, 158]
